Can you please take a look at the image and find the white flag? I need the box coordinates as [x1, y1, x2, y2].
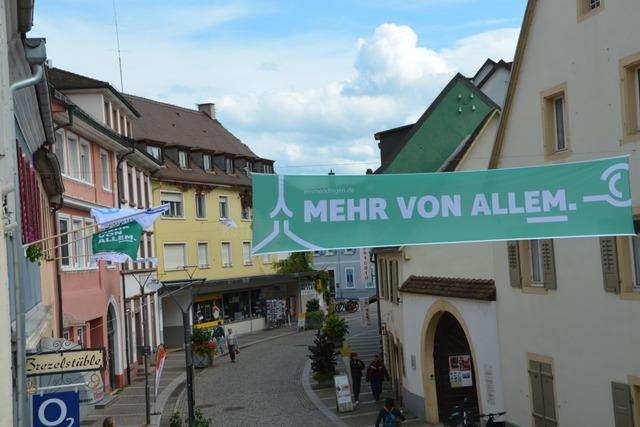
[91, 204, 169, 231]
[220, 218, 237, 228]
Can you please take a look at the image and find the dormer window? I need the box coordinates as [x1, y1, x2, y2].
[225, 158, 234, 174]
[203, 154, 212, 171]
[246, 161, 253, 173]
[147, 145, 162, 160]
[179, 151, 189, 168]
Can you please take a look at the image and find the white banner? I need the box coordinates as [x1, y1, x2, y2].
[90, 204, 169, 231]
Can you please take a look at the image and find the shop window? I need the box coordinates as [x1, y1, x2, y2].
[195, 193, 207, 219]
[620, 53, 640, 143]
[223, 291, 250, 322]
[541, 84, 570, 158]
[161, 192, 183, 218]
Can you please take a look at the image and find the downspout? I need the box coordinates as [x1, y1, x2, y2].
[370, 253, 383, 356]
[117, 144, 135, 385]
[10, 63, 44, 427]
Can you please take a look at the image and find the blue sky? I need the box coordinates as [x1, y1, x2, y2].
[33, 0, 527, 174]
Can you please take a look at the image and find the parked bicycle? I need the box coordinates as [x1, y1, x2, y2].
[444, 397, 505, 427]
[333, 299, 359, 313]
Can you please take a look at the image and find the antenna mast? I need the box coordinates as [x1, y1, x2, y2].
[112, 0, 124, 92]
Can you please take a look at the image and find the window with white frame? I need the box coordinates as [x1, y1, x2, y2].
[203, 154, 212, 171]
[164, 243, 186, 271]
[589, 0, 600, 10]
[631, 235, 640, 290]
[345, 268, 355, 288]
[79, 141, 92, 183]
[85, 218, 95, 267]
[66, 134, 79, 178]
[553, 96, 566, 151]
[225, 158, 234, 174]
[161, 192, 183, 218]
[59, 216, 71, 268]
[179, 151, 189, 168]
[221, 242, 232, 267]
[343, 248, 356, 255]
[219, 196, 229, 219]
[529, 240, 544, 286]
[262, 254, 271, 264]
[243, 242, 252, 266]
[195, 193, 207, 219]
[324, 250, 335, 256]
[54, 130, 67, 174]
[197, 242, 209, 268]
[72, 218, 85, 268]
[147, 145, 161, 161]
[100, 150, 110, 190]
[104, 101, 110, 126]
[77, 327, 84, 347]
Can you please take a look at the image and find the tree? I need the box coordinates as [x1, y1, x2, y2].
[308, 330, 337, 381]
[275, 252, 313, 273]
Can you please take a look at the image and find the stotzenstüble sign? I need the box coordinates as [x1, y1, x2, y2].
[252, 156, 634, 254]
[26, 349, 104, 376]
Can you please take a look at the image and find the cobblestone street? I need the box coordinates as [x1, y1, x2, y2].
[182, 328, 331, 427]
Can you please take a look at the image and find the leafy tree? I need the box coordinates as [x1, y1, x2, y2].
[275, 252, 313, 273]
[308, 330, 337, 381]
[306, 298, 320, 312]
[322, 314, 349, 345]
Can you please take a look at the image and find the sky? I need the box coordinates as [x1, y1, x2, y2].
[32, 0, 527, 174]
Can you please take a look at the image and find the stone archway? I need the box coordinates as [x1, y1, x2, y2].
[106, 299, 122, 390]
[420, 300, 482, 425]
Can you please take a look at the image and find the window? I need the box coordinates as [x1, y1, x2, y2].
[611, 381, 638, 427]
[79, 141, 91, 183]
[77, 327, 84, 347]
[620, 54, 640, 142]
[111, 107, 117, 130]
[528, 356, 557, 427]
[179, 151, 189, 168]
[221, 242, 232, 267]
[197, 242, 209, 268]
[246, 161, 253, 173]
[66, 134, 79, 178]
[119, 114, 125, 135]
[161, 192, 183, 218]
[508, 240, 557, 292]
[241, 206, 251, 220]
[147, 145, 161, 160]
[225, 158, 234, 174]
[203, 154, 211, 171]
[262, 255, 271, 264]
[219, 196, 229, 219]
[195, 193, 207, 219]
[72, 218, 85, 268]
[343, 248, 356, 255]
[541, 84, 570, 157]
[601, 230, 640, 297]
[324, 250, 335, 256]
[589, 0, 600, 9]
[104, 101, 110, 126]
[85, 218, 95, 267]
[345, 268, 355, 288]
[54, 130, 67, 174]
[529, 240, 544, 286]
[243, 242, 252, 266]
[62, 329, 70, 341]
[164, 243, 186, 271]
[553, 97, 566, 151]
[577, 0, 604, 21]
[59, 217, 70, 268]
[313, 250, 323, 257]
[100, 150, 110, 190]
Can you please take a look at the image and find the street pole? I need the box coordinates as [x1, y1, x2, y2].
[141, 285, 151, 426]
[182, 310, 195, 425]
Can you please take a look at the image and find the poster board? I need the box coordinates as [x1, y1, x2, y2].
[449, 355, 473, 388]
[334, 374, 354, 412]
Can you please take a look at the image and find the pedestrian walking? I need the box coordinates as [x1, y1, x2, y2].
[350, 352, 365, 404]
[227, 328, 239, 362]
[102, 417, 116, 427]
[375, 398, 405, 427]
[213, 326, 226, 355]
[285, 307, 292, 326]
[366, 354, 389, 401]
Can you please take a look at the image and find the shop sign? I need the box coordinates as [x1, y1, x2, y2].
[334, 374, 354, 412]
[252, 156, 633, 254]
[360, 248, 370, 282]
[300, 282, 316, 296]
[26, 349, 104, 376]
[449, 355, 473, 388]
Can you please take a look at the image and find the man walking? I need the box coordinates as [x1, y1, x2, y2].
[350, 352, 365, 404]
[366, 354, 389, 401]
[227, 328, 239, 363]
[375, 398, 405, 427]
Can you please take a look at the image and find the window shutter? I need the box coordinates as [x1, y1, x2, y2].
[611, 382, 634, 427]
[528, 361, 545, 427]
[507, 241, 522, 288]
[540, 363, 557, 425]
[600, 237, 620, 293]
[541, 240, 557, 290]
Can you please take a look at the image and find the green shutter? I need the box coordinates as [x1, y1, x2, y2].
[540, 362, 557, 426]
[612, 382, 635, 427]
[541, 240, 557, 290]
[529, 361, 546, 427]
[600, 237, 620, 293]
[508, 241, 522, 288]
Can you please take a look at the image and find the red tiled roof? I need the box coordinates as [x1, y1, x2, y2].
[400, 275, 496, 301]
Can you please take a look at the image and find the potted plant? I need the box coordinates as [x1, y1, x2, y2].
[191, 328, 216, 368]
[308, 330, 337, 386]
[322, 313, 349, 347]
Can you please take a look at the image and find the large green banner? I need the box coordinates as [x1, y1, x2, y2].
[252, 156, 634, 254]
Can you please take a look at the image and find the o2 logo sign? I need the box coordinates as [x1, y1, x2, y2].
[32, 391, 79, 427]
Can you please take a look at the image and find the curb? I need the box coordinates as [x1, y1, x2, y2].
[301, 359, 349, 427]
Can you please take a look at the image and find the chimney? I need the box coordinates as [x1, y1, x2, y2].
[197, 103, 216, 120]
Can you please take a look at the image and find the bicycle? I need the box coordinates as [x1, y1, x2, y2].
[445, 398, 506, 427]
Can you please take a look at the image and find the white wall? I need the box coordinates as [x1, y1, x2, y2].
[496, 1, 640, 425]
[479, 68, 510, 108]
[402, 295, 505, 417]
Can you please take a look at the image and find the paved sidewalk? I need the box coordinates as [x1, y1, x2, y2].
[82, 324, 298, 426]
[303, 308, 430, 427]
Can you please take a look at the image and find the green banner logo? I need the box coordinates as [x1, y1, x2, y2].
[92, 221, 143, 261]
[252, 156, 634, 254]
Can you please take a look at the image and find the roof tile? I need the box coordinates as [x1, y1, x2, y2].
[400, 275, 496, 301]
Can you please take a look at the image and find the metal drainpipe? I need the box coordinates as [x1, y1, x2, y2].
[116, 145, 135, 385]
[10, 63, 44, 427]
[370, 253, 383, 356]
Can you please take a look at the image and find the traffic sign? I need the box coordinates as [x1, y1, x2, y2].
[32, 391, 79, 427]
